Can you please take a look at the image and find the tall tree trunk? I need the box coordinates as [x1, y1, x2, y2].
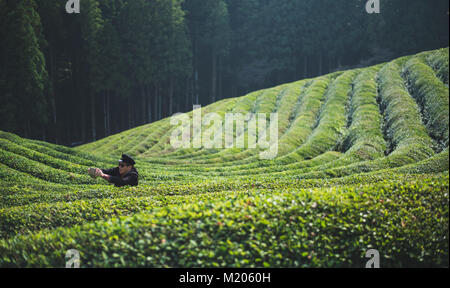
[218, 56, 223, 100]
[169, 77, 174, 115]
[24, 120, 29, 139]
[107, 91, 110, 136]
[328, 55, 333, 73]
[49, 46, 57, 125]
[158, 86, 162, 119]
[195, 69, 199, 105]
[107, 91, 111, 135]
[185, 76, 190, 111]
[91, 92, 96, 141]
[81, 98, 86, 144]
[193, 38, 199, 105]
[304, 55, 308, 79]
[318, 53, 323, 76]
[103, 91, 107, 137]
[293, 54, 297, 81]
[231, 67, 237, 99]
[154, 83, 158, 122]
[141, 85, 146, 124]
[211, 49, 217, 103]
[128, 97, 132, 130]
[147, 85, 152, 123]
[191, 76, 195, 108]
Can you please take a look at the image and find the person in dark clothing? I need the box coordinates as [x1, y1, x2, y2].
[89, 154, 139, 187]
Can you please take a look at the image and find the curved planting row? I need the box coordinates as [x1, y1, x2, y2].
[266, 60, 436, 180]
[233, 66, 387, 177]
[142, 98, 239, 158]
[426, 48, 449, 85]
[0, 149, 98, 185]
[403, 56, 449, 149]
[0, 48, 448, 268]
[222, 59, 437, 180]
[276, 70, 358, 163]
[0, 191, 238, 239]
[1, 175, 447, 267]
[190, 86, 285, 163]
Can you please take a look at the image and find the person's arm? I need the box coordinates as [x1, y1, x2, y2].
[100, 168, 116, 176]
[107, 173, 138, 187]
[97, 168, 117, 182]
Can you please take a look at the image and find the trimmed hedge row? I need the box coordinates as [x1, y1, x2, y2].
[0, 149, 97, 184]
[339, 66, 386, 159]
[251, 62, 437, 180]
[0, 191, 238, 239]
[152, 98, 240, 160]
[190, 86, 282, 162]
[143, 97, 246, 158]
[0, 162, 48, 185]
[0, 175, 447, 267]
[0, 139, 91, 175]
[233, 67, 385, 177]
[275, 77, 331, 161]
[279, 70, 359, 163]
[174, 80, 315, 169]
[30, 137, 117, 164]
[377, 61, 434, 157]
[403, 57, 449, 149]
[426, 48, 449, 85]
[242, 67, 385, 177]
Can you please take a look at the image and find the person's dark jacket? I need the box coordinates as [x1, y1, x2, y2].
[101, 167, 139, 187]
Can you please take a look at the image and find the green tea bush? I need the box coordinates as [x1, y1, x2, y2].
[403, 57, 449, 149]
[377, 61, 434, 157]
[0, 149, 96, 184]
[0, 192, 238, 239]
[0, 48, 448, 268]
[280, 70, 358, 162]
[426, 48, 449, 85]
[340, 67, 386, 160]
[275, 77, 331, 160]
[0, 176, 447, 268]
[0, 139, 89, 175]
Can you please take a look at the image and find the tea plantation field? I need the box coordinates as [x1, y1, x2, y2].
[0, 48, 448, 267]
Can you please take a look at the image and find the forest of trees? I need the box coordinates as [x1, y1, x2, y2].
[0, 0, 448, 146]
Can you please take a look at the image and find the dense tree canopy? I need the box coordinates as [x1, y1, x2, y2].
[0, 0, 448, 145]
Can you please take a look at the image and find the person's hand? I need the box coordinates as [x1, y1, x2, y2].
[88, 168, 97, 178]
[97, 169, 111, 180]
[95, 168, 103, 177]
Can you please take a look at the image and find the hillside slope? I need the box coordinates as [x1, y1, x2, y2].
[0, 48, 448, 268]
[77, 48, 449, 179]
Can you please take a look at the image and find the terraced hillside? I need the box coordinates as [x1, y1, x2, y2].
[0, 48, 448, 268]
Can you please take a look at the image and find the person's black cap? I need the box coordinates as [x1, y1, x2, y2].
[119, 154, 135, 166]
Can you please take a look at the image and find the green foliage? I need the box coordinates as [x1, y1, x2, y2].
[0, 176, 448, 267]
[377, 61, 434, 155]
[0, 0, 50, 136]
[403, 57, 450, 149]
[0, 49, 448, 267]
[426, 48, 449, 85]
